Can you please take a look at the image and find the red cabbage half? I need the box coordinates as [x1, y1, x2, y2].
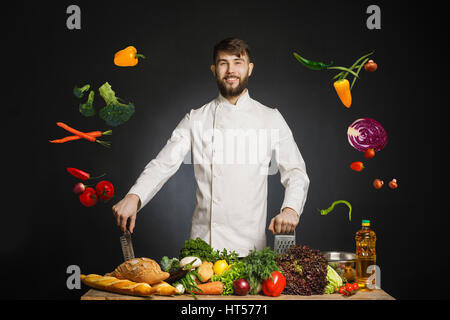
[347, 118, 388, 152]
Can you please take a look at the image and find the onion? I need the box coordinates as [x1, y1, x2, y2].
[233, 278, 250, 296]
[347, 118, 388, 152]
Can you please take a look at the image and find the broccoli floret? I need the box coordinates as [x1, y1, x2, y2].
[98, 82, 135, 127]
[73, 84, 90, 98]
[79, 90, 96, 117]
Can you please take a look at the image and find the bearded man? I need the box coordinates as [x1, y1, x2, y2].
[112, 37, 310, 257]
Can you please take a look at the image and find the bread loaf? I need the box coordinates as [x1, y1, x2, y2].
[81, 274, 155, 297]
[108, 257, 170, 285]
[152, 281, 178, 296]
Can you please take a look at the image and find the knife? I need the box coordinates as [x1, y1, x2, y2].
[120, 231, 135, 261]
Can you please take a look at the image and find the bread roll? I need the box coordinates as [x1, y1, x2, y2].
[108, 257, 170, 285]
[81, 274, 155, 297]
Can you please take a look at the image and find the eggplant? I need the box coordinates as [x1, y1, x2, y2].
[166, 267, 189, 284]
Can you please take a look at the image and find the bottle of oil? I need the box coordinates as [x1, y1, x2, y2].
[355, 220, 377, 291]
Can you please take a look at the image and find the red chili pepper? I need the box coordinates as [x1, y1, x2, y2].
[66, 168, 105, 181]
[67, 168, 90, 180]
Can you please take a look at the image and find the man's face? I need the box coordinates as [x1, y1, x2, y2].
[211, 51, 254, 98]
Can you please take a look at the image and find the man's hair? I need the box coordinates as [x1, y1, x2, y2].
[213, 37, 251, 64]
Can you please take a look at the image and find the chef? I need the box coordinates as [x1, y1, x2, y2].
[112, 37, 310, 257]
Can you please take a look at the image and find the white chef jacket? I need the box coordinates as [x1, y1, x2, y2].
[127, 90, 309, 256]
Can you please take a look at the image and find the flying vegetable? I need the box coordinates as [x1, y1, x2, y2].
[73, 84, 90, 98]
[98, 82, 135, 127]
[293, 50, 375, 108]
[319, 200, 352, 221]
[79, 90, 96, 117]
[114, 46, 146, 67]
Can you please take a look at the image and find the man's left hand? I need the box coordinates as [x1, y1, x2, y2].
[268, 207, 299, 234]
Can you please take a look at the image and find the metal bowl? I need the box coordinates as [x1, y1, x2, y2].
[322, 251, 356, 282]
[323, 251, 356, 262]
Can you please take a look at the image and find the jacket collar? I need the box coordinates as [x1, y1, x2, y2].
[216, 89, 251, 109]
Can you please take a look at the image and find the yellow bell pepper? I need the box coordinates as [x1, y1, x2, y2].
[114, 46, 145, 67]
[333, 79, 352, 108]
[213, 259, 229, 276]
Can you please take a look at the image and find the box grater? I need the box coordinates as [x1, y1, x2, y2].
[120, 231, 135, 261]
[274, 230, 296, 254]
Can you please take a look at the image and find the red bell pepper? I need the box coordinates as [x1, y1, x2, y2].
[262, 271, 286, 297]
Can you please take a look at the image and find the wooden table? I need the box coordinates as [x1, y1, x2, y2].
[81, 288, 395, 300]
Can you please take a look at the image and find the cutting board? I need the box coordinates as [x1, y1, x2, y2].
[81, 288, 395, 300]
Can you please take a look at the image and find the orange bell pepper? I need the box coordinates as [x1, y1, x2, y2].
[333, 79, 352, 108]
[114, 46, 145, 67]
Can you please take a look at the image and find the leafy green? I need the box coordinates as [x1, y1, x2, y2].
[179, 238, 216, 262]
[79, 90, 96, 117]
[173, 270, 201, 300]
[215, 248, 239, 265]
[179, 238, 239, 264]
[211, 261, 245, 295]
[160, 256, 180, 273]
[98, 82, 135, 127]
[324, 265, 343, 294]
[73, 84, 90, 98]
[241, 247, 280, 294]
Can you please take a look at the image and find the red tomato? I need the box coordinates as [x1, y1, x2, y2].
[388, 179, 398, 189]
[96, 180, 114, 201]
[350, 161, 364, 172]
[79, 187, 98, 207]
[352, 283, 359, 291]
[338, 287, 346, 295]
[345, 282, 354, 292]
[364, 148, 375, 159]
[364, 60, 378, 72]
[373, 179, 384, 189]
[262, 271, 286, 297]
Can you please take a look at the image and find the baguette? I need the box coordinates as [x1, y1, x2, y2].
[151, 281, 178, 296]
[81, 274, 156, 297]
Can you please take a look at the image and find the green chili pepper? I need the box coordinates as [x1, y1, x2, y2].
[319, 200, 352, 221]
[293, 52, 333, 70]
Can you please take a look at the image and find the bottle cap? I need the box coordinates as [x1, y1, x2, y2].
[362, 220, 370, 226]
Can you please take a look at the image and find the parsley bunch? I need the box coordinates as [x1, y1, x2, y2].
[242, 247, 280, 294]
[179, 238, 239, 264]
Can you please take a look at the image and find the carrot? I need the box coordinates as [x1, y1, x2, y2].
[55, 122, 111, 147]
[56, 122, 96, 141]
[49, 130, 112, 143]
[190, 281, 224, 295]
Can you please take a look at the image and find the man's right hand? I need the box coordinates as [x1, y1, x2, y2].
[112, 193, 141, 233]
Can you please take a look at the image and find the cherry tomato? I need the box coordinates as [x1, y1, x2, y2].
[373, 179, 384, 189]
[352, 283, 359, 291]
[79, 187, 98, 207]
[350, 161, 364, 172]
[388, 179, 398, 189]
[364, 148, 375, 159]
[345, 283, 354, 293]
[338, 287, 346, 295]
[95, 180, 114, 201]
[364, 60, 378, 72]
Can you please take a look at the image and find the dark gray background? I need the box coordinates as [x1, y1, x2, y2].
[3, 0, 445, 300]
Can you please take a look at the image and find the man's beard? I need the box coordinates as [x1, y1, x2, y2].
[216, 74, 249, 98]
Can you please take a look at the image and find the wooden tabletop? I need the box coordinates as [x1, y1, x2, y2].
[81, 288, 395, 300]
